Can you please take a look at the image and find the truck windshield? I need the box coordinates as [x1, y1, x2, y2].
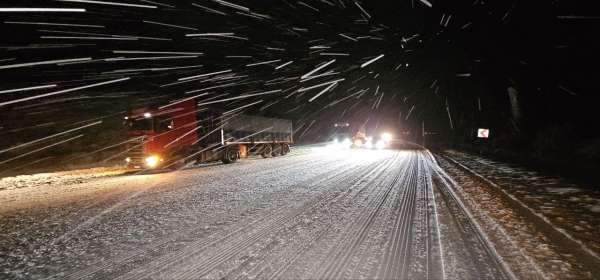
[155, 116, 173, 132]
[127, 118, 153, 131]
[333, 126, 350, 135]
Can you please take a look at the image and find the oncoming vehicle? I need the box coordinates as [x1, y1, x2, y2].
[351, 131, 393, 149]
[124, 100, 293, 169]
[328, 122, 393, 150]
[329, 122, 353, 147]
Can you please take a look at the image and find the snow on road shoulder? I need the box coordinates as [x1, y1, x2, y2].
[0, 166, 134, 213]
[0, 166, 129, 192]
[435, 154, 595, 279]
[443, 150, 600, 256]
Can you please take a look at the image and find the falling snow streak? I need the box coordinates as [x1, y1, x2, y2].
[178, 70, 233, 81]
[0, 84, 57, 95]
[0, 134, 84, 165]
[0, 58, 92, 70]
[275, 61, 294, 70]
[55, 0, 157, 9]
[211, 0, 250, 12]
[558, 85, 578, 96]
[418, 0, 432, 8]
[222, 100, 264, 115]
[298, 79, 346, 93]
[445, 98, 454, 130]
[245, 59, 282, 67]
[354, 2, 371, 19]
[0, 78, 130, 107]
[143, 20, 198, 31]
[161, 90, 282, 109]
[309, 82, 338, 102]
[3, 21, 105, 28]
[361, 54, 385, 68]
[69, 136, 144, 161]
[0, 8, 86, 12]
[0, 121, 102, 155]
[301, 59, 337, 80]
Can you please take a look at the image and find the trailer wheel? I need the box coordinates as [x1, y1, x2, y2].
[261, 145, 272, 158]
[271, 144, 282, 157]
[222, 149, 238, 164]
[282, 144, 290, 155]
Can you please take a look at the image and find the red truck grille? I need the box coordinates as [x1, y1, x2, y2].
[126, 136, 146, 166]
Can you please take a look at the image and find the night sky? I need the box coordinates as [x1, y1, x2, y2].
[0, 0, 598, 173]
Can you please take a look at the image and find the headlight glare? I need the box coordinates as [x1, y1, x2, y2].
[382, 132, 393, 142]
[145, 155, 161, 168]
[342, 138, 352, 147]
[354, 139, 363, 147]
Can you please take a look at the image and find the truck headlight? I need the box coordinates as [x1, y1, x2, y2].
[376, 140, 386, 149]
[145, 155, 161, 168]
[342, 138, 352, 147]
[354, 139, 363, 147]
[382, 132, 392, 142]
[365, 140, 373, 149]
[125, 157, 131, 163]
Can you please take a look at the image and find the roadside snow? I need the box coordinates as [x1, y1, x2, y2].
[435, 155, 593, 279]
[443, 150, 600, 256]
[0, 167, 129, 191]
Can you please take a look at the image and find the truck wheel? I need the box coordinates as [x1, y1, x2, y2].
[261, 145, 272, 158]
[271, 144, 282, 157]
[169, 159, 186, 170]
[222, 149, 238, 164]
[282, 144, 290, 155]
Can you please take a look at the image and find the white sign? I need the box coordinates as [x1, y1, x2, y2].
[477, 128, 490, 138]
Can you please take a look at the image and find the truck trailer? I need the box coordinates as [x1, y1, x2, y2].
[123, 100, 293, 169]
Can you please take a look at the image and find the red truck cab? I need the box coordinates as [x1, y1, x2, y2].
[124, 100, 199, 169]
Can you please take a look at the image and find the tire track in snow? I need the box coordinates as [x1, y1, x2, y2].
[116, 152, 394, 279]
[169, 155, 395, 280]
[59, 151, 337, 280]
[315, 153, 406, 279]
[257, 154, 404, 280]
[379, 152, 421, 279]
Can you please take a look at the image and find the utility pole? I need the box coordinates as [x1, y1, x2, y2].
[422, 121, 438, 149]
[422, 121, 426, 148]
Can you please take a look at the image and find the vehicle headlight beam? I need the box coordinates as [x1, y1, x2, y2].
[144, 155, 161, 168]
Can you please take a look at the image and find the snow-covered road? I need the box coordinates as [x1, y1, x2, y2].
[0, 146, 509, 279]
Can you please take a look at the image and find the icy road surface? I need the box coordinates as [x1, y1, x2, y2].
[0, 146, 509, 279]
